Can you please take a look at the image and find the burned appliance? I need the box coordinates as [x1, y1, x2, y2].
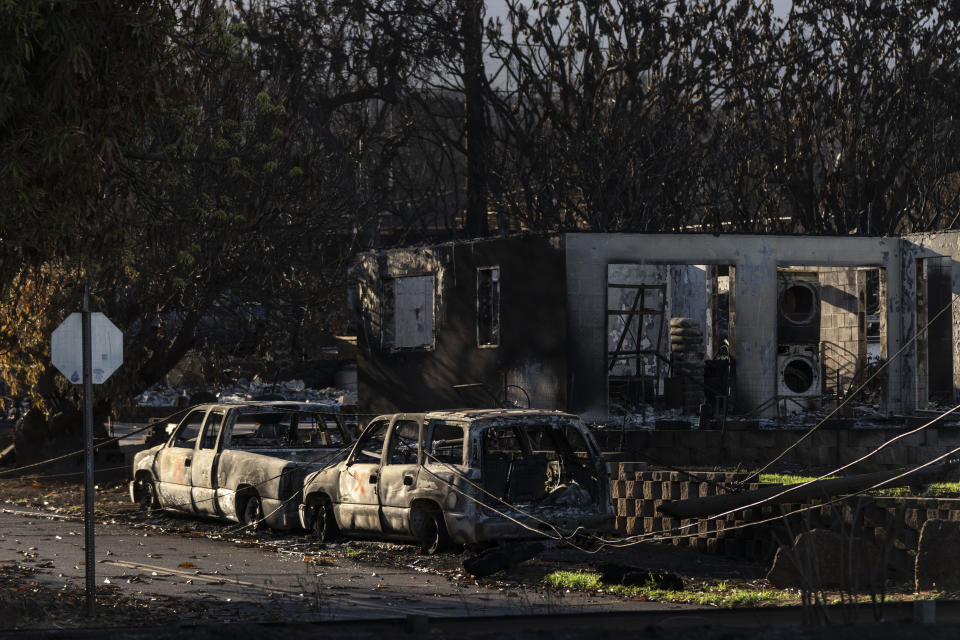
[778, 279, 821, 345]
[776, 345, 821, 397]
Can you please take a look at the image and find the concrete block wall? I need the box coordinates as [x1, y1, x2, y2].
[608, 463, 960, 582]
[595, 426, 960, 472]
[609, 465, 774, 558]
[818, 267, 867, 399]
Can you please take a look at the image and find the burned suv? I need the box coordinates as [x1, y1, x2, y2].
[298, 409, 612, 553]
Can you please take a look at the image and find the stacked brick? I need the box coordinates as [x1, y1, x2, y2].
[608, 464, 960, 577]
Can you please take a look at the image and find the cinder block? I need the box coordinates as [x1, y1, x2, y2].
[626, 516, 641, 536]
[663, 482, 681, 501]
[640, 500, 656, 517]
[643, 481, 662, 500]
[624, 481, 638, 499]
[612, 480, 626, 498]
[614, 516, 628, 534]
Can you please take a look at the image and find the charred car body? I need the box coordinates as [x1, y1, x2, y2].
[131, 402, 355, 529]
[299, 409, 613, 553]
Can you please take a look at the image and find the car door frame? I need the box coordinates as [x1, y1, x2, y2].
[377, 414, 424, 535]
[155, 407, 208, 512]
[190, 409, 226, 517]
[335, 418, 389, 533]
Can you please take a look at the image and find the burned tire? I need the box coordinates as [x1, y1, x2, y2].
[411, 504, 449, 555]
[313, 499, 341, 543]
[135, 478, 159, 513]
[241, 494, 263, 530]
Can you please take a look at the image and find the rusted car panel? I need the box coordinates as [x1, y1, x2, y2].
[299, 409, 612, 549]
[130, 402, 354, 530]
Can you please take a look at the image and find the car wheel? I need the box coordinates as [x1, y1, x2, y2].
[242, 494, 262, 530]
[136, 478, 158, 513]
[412, 506, 449, 555]
[313, 500, 341, 543]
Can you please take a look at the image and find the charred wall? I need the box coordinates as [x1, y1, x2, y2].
[357, 236, 567, 417]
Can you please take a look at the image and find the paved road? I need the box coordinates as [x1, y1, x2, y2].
[0, 509, 692, 621]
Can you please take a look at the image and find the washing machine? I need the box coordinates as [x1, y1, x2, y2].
[778, 279, 821, 345]
[776, 345, 822, 397]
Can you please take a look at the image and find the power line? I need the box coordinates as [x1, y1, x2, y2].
[741, 292, 957, 486]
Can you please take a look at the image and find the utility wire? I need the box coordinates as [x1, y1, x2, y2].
[741, 293, 957, 486]
[602, 402, 960, 548]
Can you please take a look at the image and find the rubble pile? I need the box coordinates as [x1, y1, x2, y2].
[134, 377, 357, 408]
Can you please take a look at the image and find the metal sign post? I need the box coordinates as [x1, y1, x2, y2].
[82, 288, 95, 617]
[50, 291, 123, 618]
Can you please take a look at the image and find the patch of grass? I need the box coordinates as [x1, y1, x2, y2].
[759, 473, 835, 485]
[759, 474, 960, 497]
[542, 570, 794, 608]
[870, 482, 960, 498]
[343, 544, 364, 559]
[544, 570, 601, 590]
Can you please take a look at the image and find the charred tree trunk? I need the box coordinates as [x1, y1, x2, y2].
[461, 0, 488, 238]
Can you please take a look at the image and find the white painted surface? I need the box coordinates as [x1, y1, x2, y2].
[50, 312, 123, 385]
[393, 275, 435, 349]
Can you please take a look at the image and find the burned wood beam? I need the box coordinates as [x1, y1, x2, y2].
[658, 462, 958, 520]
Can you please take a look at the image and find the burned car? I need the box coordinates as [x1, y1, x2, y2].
[130, 402, 355, 530]
[298, 409, 612, 553]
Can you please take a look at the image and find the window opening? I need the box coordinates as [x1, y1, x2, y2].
[199, 412, 223, 450]
[229, 411, 296, 446]
[173, 411, 205, 448]
[426, 422, 465, 465]
[477, 267, 500, 347]
[386, 420, 420, 465]
[352, 420, 389, 464]
[480, 422, 599, 506]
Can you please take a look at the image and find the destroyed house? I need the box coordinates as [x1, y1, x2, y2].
[355, 232, 960, 425]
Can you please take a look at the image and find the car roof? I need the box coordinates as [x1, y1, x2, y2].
[376, 408, 577, 422]
[189, 401, 342, 412]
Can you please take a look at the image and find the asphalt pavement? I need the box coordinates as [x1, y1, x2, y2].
[0, 508, 692, 622]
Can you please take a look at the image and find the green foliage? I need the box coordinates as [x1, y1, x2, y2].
[542, 571, 793, 607]
[759, 474, 960, 497]
[759, 473, 837, 486]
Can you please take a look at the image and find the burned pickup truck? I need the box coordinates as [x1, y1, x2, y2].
[298, 409, 613, 553]
[131, 402, 355, 530]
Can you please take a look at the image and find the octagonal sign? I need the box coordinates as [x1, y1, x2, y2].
[51, 313, 123, 385]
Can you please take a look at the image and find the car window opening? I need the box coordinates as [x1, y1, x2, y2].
[229, 410, 350, 449]
[480, 421, 599, 508]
